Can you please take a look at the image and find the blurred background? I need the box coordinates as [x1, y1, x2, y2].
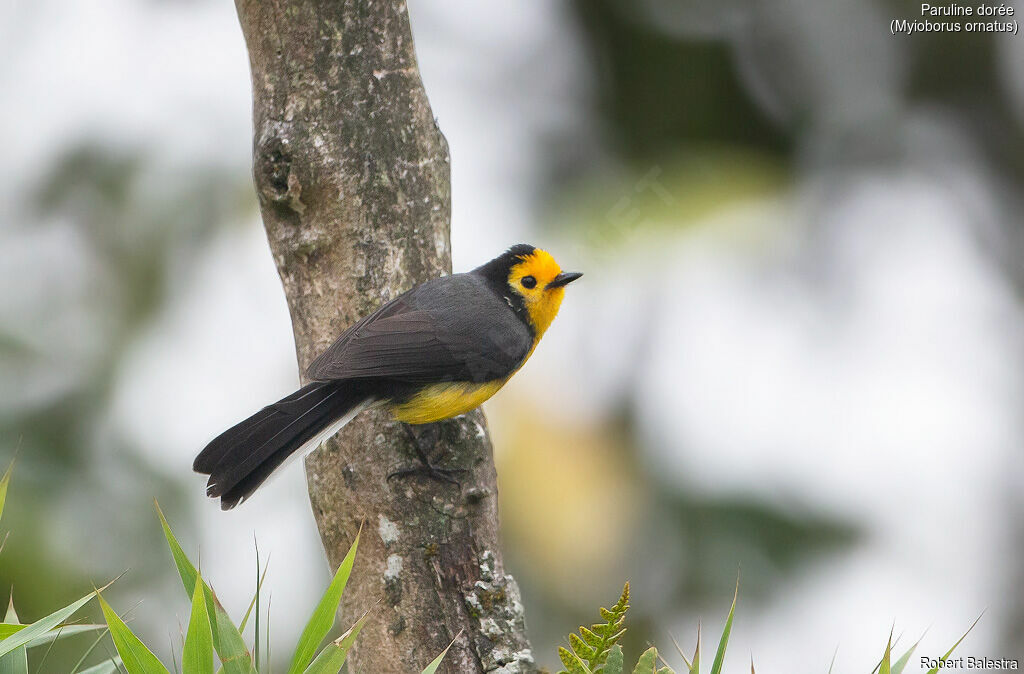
[2, 0, 1024, 670]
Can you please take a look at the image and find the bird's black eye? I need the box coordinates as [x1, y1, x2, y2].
[521, 275, 536, 289]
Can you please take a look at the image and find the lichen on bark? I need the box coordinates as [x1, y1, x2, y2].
[233, 0, 536, 671]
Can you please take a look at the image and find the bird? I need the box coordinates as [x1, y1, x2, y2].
[194, 244, 581, 509]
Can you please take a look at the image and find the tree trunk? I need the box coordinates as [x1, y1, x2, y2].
[233, 1, 536, 671]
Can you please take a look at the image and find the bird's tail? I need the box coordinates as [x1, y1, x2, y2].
[193, 381, 371, 510]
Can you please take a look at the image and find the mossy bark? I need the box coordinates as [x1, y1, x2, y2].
[233, 0, 536, 671]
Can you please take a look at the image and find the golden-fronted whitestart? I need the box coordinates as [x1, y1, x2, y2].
[194, 244, 581, 509]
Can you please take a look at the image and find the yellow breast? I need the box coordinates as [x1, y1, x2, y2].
[388, 379, 508, 425]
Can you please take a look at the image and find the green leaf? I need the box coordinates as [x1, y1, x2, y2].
[0, 461, 12, 523]
[207, 592, 255, 674]
[0, 588, 98, 658]
[892, 635, 924, 674]
[97, 591, 170, 674]
[879, 633, 892, 674]
[286, 528, 360, 674]
[155, 502, 255, 674]
[0, 597, 27, 674]
[559, 647, 593, 674]
[688, 626, 701, 674]
[569, 633, 597, 662]
[301, 611, 370, 674]
[560, 583, 629, 673]
[579, 627, 603, 649]
[238, 559, 269, 634]
[420, 633, 459, 674]
[657, 668, 675, 674]
[604, 645, 624, 674]
[22, 624, 107, 649]
[926, 615, 982, 674]
[182, 577, 214, 674]
[155, 502, 200, 601]
[710, 582, 738, 674]
[631, 647, 658, 674]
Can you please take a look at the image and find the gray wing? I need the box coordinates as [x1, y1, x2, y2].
[305, 275, 532, 385]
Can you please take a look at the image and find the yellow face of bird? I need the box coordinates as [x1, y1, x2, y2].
[507, 248, 581, 338]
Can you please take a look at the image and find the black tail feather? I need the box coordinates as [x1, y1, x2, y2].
[194, 382, 365, 510]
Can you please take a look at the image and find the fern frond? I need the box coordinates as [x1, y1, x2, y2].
[558, 583, 630, 674]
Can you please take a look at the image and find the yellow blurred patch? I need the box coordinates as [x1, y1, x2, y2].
[488, 394, 643, 592]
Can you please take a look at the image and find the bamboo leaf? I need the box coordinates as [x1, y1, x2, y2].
[892, 634, 924, 674]
[0, 622, 102, 649]
[207, 591, 255, 674]
[155, 502, 255, 674]
[300, 611, 370, 674]
[155, 502, 200, 602]
[23, 624, 107, 649]
[709, 582, 738, 674]
[879, 632, 892, 674]
[286, 528, 360, 674]
[926, 615, 982, 674]
[182, 577, 213, 674]
[97, 591, 170, 674]
[421, 633, 460, 674]
[0, 597, 27, 674]
[689, 625, 701, 674]
[0, 588, 98, 658]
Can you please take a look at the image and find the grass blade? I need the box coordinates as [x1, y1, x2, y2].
[0, 461, 13, 523]
[710, 582, 738, 674]
[238, 562, 269, 635]
[690, 625, 701, 674]
[421, 632, 460, 674]
[300, 611, 370, 674]
[206, 591, 255, 674]
[23, 624, 108, 648]
[879, 630, 893, 674]
[892, 633, 924, 674]
[286, 528, 360, 674]
[155, 503, 255, 674]
[182, 577, 213, 674]
[253, 542, 260, 673]
[926, 615, 982, 674]
[0, 588, 99, 658]
[155, 503, 200, 601]
[0, 596, 27, 674]
[97, 591, 170, 674]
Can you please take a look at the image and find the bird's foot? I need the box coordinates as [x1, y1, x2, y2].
[388, 422, 466, 486]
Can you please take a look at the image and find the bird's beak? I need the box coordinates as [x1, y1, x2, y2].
[548, 271, 583, 288]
